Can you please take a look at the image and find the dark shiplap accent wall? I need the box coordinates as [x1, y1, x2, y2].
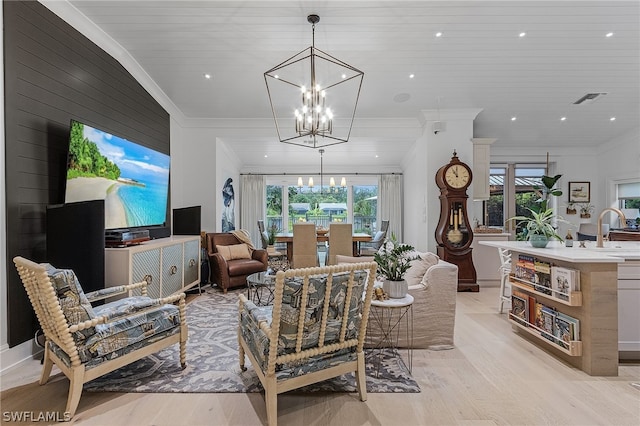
[4, 1, 170, 347]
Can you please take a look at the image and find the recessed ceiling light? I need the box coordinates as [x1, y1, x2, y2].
[606, 32, 614, 37]
[341, 73, 346, 79]
[409, 74, 415, 79]
[435, 32, 443, 37]
[511, 116, 517, 121]
[610, 117, 616, 121]
[375, 155, 379, 158]
[274, 75, 279, 79]
[560, 117, 567, 121]
[203, 73, 212, 79]
[264, 154, 268, 158]
[519, 32, 526, 37]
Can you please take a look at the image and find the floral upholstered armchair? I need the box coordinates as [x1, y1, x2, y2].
[13, 256, 188, 418]
[237, 262, 377, 426]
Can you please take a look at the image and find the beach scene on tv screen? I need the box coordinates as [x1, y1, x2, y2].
[65, 121, 170, 230]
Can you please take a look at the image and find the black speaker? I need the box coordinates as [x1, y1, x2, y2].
[148, 226, 171, 239]
[173, 206, 202, 236]
[46, 200, 105, 293]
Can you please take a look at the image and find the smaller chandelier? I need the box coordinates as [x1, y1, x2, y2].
[297, 149, 346, 193]
[265, 14, 364, 149]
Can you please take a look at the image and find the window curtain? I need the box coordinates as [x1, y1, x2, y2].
[240, 174, 265, 248]
[379, 174, 403, 241]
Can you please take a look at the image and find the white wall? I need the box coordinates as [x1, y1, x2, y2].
[215, 139, 242, 232]
[402, 109, 481, 253]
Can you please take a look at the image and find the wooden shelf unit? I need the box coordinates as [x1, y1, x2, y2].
[510, 276, 583, 306]
[508, 312, 582, 356]
[506, 251, 619, 376]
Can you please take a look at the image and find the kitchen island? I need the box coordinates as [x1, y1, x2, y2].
[479, 240, 639, 376]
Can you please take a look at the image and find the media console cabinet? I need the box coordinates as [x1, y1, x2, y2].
[480, 240, 638, 376]
[105, 235, 200, 298]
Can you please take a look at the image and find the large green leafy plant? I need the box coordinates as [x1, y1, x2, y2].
[509, 208, 568, 241]
[373, 234, 418, 281]
[509, 173, 566, 242]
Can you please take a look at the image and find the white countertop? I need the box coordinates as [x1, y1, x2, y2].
[479, 240, 640, 263]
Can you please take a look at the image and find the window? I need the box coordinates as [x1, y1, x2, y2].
[485, 164, 547, 236]
[266, 185, 284, 231]
[265, 176, 378, 233]
[618, 182, 640, 228]
[353, 185, 377, 235]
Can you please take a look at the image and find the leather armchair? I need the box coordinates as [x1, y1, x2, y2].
[207, 233, 268, 292]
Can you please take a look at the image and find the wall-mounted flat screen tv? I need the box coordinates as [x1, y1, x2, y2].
[64, 120, 170, 230]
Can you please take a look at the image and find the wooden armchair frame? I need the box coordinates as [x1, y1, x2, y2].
[13, 256, 188, 418]
[238, 262, 377, 426]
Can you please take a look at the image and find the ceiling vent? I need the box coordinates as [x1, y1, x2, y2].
[573, 92, 608, 105]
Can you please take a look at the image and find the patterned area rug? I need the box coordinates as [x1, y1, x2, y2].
[84, 289, 420, 394]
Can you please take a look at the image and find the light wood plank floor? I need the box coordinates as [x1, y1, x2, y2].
[2, 287, 639, 425]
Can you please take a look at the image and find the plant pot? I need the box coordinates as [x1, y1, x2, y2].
[267, 245, 276, 254]
[566, 208, 576, 215]
[580, 213, 591, 219]
[382, 279, 408, 299]
[529, 234, 549, 248]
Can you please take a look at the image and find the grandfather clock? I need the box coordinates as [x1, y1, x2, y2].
[435, 151, 478, 291]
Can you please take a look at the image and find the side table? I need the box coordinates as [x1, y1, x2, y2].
[246, 271, 276, 306]
[367, 293, 414, 376]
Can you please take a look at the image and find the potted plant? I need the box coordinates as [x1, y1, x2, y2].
[508, 208, 568, 248]
[566, 202, 577, 215]
[373, 233, 418, 298]
[579, 203, 594, 218]
[266, 222, 280, 252]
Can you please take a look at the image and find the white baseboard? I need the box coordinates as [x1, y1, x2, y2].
[0, 340, 42, 375]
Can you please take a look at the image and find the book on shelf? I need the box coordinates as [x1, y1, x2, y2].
[551, 266, 580, 301]
[534, 259, 553, 295]
[527, 294, 537, 327]
[553, 313, 573, 349]
[557, 311, 580, 341]
[540, 306, 556, 342]
[516, 254, 536, 283]
[511, 290, 529, 325]
[534, 302, 544, 329]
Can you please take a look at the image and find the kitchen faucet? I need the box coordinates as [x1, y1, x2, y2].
[596, 207, 627, 248]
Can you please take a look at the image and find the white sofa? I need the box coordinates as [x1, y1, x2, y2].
[336, 253, 459, 350]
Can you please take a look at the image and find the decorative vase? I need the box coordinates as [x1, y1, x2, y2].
[529, 234, 549, 248]
[382, 279, 408, 299]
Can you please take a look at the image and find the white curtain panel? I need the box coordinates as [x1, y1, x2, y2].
[240, 174, 265, 248]
[379, 174, 403, 242]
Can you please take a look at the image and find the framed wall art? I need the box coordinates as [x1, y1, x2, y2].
[568, 181, 590, 203]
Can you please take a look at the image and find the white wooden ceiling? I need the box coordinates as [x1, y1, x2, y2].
[64, 0, 639, 169]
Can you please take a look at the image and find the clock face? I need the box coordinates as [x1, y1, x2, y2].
[444, 165, 470, 188]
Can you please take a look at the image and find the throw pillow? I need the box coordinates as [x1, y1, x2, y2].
[43, 264, 96, 343]
[216, 243, 252, 260]
[404, 251, 439, 287]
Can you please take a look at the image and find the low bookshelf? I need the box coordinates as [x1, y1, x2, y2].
[480, 241, 623, 376]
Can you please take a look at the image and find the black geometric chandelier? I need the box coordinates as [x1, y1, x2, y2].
[264, 14, 364, 149]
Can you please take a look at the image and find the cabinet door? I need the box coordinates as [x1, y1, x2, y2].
[132, 248, 161, 298]
[162, 244, 183, 296]
[183, 239, 200, 287]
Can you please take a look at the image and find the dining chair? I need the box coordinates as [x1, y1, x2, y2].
[326, 223, 353, 265]
[359, 228, 387, 256]
[292, 223, 318, 268]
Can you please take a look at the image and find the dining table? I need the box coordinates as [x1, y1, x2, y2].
[275, 232, 373, 262]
